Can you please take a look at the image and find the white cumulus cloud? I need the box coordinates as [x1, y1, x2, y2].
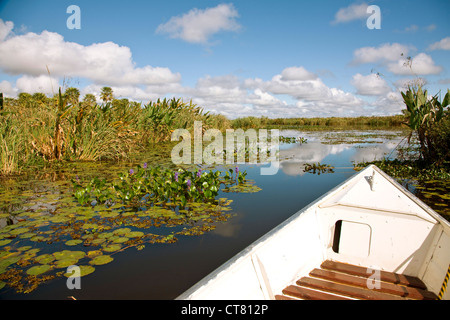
[15, 75, 60, 95]
[351, 73, 391, 96]
[280, 66, 318, 81]
[332, 2, 369, 24]
[428, 37, 450, 51]
[387, 53, 442, 75]
[0, 19, 14, 41]
[0, 19, 181, 87]
[352, 43, 412, 64]
[156, 3, 241, 44]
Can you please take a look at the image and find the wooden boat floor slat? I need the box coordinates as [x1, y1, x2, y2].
[276, 260, 438, 300]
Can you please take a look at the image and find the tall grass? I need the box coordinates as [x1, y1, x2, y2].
[1, 116, 22, 175]
[0, 89, 220, 175]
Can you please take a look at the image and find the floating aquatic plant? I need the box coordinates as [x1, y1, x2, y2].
[0, 163, 260, 294]
[71, 164, 249, 208]
[303, 162, 335, 175]
[279, 136, 308, 144]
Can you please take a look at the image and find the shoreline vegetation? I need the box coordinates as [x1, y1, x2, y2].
[0, 86, 448, 181]
[231, 114, 406, 130]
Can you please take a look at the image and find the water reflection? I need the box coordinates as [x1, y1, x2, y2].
[280, 142, 350, 176]
[277, 130, 405, 176]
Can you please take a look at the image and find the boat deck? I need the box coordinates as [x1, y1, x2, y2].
[276, 260, 438, 300]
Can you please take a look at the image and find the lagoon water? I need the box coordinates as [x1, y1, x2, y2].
[0, 130, 410, 299]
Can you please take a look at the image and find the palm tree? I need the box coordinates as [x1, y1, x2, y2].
[64, 87, 80, 106]
[100, 87, 113, 103]
[83, 93, 96, 106]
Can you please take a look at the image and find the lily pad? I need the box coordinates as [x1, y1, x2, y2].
[17, 247, 32, 253]
[64, 265, 95, 278]
[113, 228, 131, 236]
[49, 216, 71, 223]
[19, 232, 36, 239]
[112, 237, 129, 244]
[0, 256, 21, 269]
[35, 254, 55, 264]
[53, 250, 86, 261]
[54, 258, 79, 268]
[98, 232, 115, 239]
[30, 236, 46, 242]
[127, 231, 144, 238]
[99, 211, 119, 218]
[9, 227, 30, 235]
[0, 240, 12, 246]
[81, 223, 98, 230]
[26, 264, 52, 276]
[223, 182, 262, 193]
[102, 244, 122, 252]
[87, 250, 103, 258]
[65, 239, 83, 246]
[91, 238, 106, 245]
[89, 255, 113, 265]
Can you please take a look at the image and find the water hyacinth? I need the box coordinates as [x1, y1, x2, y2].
[72, 163, 250, 208]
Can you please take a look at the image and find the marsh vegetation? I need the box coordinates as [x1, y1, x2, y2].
[0, 85, 448, 298]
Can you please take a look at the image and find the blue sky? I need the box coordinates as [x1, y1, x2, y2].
[0, 0, 449, 118]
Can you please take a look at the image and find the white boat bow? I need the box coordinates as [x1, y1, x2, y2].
[177, 165, 450, 300]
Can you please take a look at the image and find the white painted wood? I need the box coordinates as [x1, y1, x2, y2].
[338, 220, 371, 257]
[177, 165, 450, 300]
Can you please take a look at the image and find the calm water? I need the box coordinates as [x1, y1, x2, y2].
[0, 129, 417, 299]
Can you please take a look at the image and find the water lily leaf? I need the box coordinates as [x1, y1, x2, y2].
[0, 256, 20, 269]
[434, 203, 448, 207]
[49, 216, 71, 223]
[81, 223, 98, 230]
[102, 244, 121, 252]
[26, 264, 52, 276]
[24, 248, 41, 256]
[112, 237, 129, 243]
[35, 254, 55, 264]
[223, 181, 262, 193]
[9, 227, 30, 235]
[30, 236, 46, 242]
[64, 265, 95, 278]
[53, 250, 86, 261]
[65, 239, 83, 246]
[0, 240, 12, 246]
[98, 232, 115, 239]
[87, 250, 103, 258]
[17, 246, 33, 252]
[20, 232, 36, 239]
[89, 255, 113, 265]
[100, 211, 119, 218]
[91, 238, 106, 245]
[127, 231, 144, 238]
[113, 228, 131, 235]
[54, 258, 79, 268]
